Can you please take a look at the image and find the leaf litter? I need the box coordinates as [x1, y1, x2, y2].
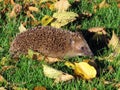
[1, 0, 120, 89]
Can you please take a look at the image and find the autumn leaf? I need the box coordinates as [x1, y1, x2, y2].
[0, 75, 7, 85]
[41, 15, 54, 26]
[65, 61, 97, 80]
[88, 27, 107, 35]
[9, 4, 22, 18]
[45, 57, 63, 63]
[94, 0, 110, 12]
[34, 86, 46, 90]
[103, 31, 120, 61]
[28, 6, 39, 12]
[51, 12, 78, 28]
[12, 86, 28, 90]
[108, 31, 119, 50]
[0, 87, 6, 90]
[19, 24, 27, 33]
[43, 64, 74, 84]
[54, 0, 71, 12]
[0, 57, 8, 66]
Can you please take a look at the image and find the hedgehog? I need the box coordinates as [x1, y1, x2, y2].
[9, 26, 93, 58]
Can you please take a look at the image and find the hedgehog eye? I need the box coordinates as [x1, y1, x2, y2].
[81, 46, 86, 51]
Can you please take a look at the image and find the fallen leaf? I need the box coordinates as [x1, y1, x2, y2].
[26, 11, 36, 21]
[41, 15, 54, 26]
[65, 62, 97, 80]
[27, 49, 39, 59]
[104, 31, 120, 61]
[1, 66, 15, 73]
[39, 0, 57, 4]
[51, 12, 78, 28]
[108, 31, 119, 50]
[34, 86, 46, 90]
[12, 86, 28, 90]
[99, 0, 110, 9]
[0, 75, 7, 85]
[28, 6, 39, 12]
[0, 0, 3, 2]
[45, 57, 63, 63]
[94, 0, 110, 12]
[19, 24, 27, 33]
[0, 87, 6, 90]
[0, 57, 7, 66]
[54, 0, 71, 12]
[9, 4, 22, 18]
[43, 64, 74, 83]
[88, 27, 107, 35]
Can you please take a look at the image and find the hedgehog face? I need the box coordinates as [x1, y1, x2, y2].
[70, 36, 94, 57]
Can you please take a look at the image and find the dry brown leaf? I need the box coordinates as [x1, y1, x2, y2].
[28, 6, 39, 12]
[1, 66, 15, 73]
[0, 75, 6, 83]
[43, 64, 74, 84]
[34, 86, 46, 90]
[9, 4, 22, 18]
[88, 27, 107, 35]
[108, 31, 119, 50]
[107, 66, 114, 73]
[19, 24, 27, 33]
[54, 0, 71, 12]
[45, 57, 63, 63]
[26, 11, 36, 21]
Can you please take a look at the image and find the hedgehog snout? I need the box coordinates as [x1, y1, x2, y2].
[79, 46, 94, 57]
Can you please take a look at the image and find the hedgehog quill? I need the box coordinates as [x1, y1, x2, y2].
[9, 26, 93, 58]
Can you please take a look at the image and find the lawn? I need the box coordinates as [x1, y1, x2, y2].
[0, 0, 120, 90]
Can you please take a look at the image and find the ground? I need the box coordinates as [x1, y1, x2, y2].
[0, 0, 120, 90]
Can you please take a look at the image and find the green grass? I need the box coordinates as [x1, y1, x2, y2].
[0, 0, 120, 90]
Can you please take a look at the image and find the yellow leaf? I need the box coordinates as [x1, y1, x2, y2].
[42, 64, 74, 83]
[65, 62, 97, 80]
[0, 0, 3, 2]
[74, 62, 97, 80]
[49, 4, 55, 11]
[41, 15, 54, 26]
[18, 24, 27, 33]
[54, 0, 71, 12]
[51, 12, 78, 28]
[43, 64, 63, 79]
[0, 57, 7, 66]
